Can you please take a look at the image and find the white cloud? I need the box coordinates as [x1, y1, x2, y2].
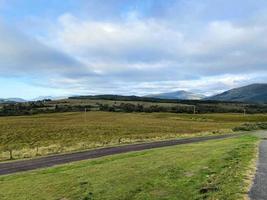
[52, 14, 186, 71]
[50, 14, 267, 76]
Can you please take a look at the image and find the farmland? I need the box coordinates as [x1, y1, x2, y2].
[0, 111, 267, 161]
[0, 135, 258, 200]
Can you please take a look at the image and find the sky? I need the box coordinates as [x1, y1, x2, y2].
[1, 0, 267, 99]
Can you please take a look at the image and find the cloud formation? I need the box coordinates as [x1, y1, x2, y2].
[0, 22, 91, 78]
[1, 0, 267, 98]
[46, 12, 267, 91]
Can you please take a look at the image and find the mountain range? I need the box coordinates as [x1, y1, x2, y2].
[1, 83, 267, 104]
[145, 84, 267, 103]
[145, 90, 205, 100]
[31, 96, 67, 101]
[0, 98, 26, 103]
[0, 96, 66, 103]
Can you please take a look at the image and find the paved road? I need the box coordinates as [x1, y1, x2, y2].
[249, 139, 267, 200]
[0, 134, 242, 176]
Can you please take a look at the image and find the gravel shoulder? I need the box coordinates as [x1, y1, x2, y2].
[249, 139, 267, 200]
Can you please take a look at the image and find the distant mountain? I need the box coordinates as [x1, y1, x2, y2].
[31, 96, 67, 101]
[206, 84, 267, 103]
[145, 90, 205, 100]
[0, 98, 27, 103]
[7, 98, 27, 102]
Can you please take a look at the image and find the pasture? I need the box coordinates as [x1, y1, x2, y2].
[0, 111, 267, 161]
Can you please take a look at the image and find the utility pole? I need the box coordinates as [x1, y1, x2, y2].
[193, 105, 196, 114]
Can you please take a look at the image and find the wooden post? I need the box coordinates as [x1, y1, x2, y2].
[9, 149, 13, 160]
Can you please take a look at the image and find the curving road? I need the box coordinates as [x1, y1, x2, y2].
[0, 133, 242, 176]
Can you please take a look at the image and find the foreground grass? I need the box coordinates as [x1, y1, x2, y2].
[0, 135, 258, 200]
[1, 112, 266, 161]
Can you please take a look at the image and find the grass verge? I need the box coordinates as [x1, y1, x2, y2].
[0, 135, 258, 200]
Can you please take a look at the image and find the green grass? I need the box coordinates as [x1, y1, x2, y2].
[1, 112, 267, 161]
[0, 135, 258, 200]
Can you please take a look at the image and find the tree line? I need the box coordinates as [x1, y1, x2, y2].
[1, 99, 267, 117]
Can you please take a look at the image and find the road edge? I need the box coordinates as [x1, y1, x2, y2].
[245, 139, 260, 200]
[0, 133, 244, 176]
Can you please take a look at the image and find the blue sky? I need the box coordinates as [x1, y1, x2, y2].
[1, 0, 267, 99]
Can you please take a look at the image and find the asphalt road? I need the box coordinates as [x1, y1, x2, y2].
[249, 139, 267, 200]
[0, 133, 241, 176]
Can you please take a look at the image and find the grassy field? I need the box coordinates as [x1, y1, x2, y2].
[0, 112, 267, 161]
[0, 135, 258, 200]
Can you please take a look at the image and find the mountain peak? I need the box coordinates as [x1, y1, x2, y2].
[207, 83, 267, 103]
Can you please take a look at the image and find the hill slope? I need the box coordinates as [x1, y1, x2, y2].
[207, 84, 267, 103]
[145, 90, 205, 100]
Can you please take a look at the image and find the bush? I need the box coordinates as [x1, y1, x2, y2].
[233, 123, 267, 132]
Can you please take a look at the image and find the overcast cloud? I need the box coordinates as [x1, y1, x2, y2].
[0, 0, 267, 99]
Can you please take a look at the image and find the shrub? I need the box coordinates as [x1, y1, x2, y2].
[233, 122, 267, 132]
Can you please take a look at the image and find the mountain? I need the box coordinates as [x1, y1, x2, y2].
[6, 98, 27, 102]
[31, 96, 67, 101]
[145, 90, 205, 100]
[207, 84, 267, 103]
[0, 98, 26, 103]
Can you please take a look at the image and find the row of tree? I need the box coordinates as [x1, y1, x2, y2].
[0, 102, 93, 116]
[98, 102, 267, 114]
[1, 100, 267, 116]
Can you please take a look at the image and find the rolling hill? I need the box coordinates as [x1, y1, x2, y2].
[207, 84, 267, 103]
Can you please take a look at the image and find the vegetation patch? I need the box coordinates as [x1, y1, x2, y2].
[233, 122, 267, 132]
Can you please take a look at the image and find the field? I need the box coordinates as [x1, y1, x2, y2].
[1, 112, 267, 161]
[0, 135, 258, 200]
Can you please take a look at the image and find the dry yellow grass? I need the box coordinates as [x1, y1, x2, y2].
[0, 111, 266, 161]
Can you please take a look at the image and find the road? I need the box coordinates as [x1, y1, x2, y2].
[0, 133, 242, 176]
[249, 131, 267, 200]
